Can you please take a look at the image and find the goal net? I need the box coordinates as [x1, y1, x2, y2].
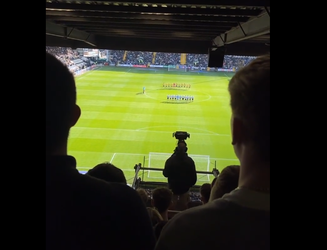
[147, 152, 211, 182]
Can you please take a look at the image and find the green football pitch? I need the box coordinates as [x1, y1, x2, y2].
[68, 66, 240, 185]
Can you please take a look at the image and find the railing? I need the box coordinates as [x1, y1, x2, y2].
[132, 163, 219, 189]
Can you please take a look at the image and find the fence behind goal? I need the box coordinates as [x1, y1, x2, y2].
[147, 152, 211, 182]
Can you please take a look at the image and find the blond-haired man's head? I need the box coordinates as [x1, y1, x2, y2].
[136, 188, 149, 206]
[209, 165, 240, 202]
[229, 54, 270, 163]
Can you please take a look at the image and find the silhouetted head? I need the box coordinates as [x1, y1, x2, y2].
[46, 52, 81, 155]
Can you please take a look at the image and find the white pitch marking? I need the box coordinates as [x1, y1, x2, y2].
[110, 153, 116, 163]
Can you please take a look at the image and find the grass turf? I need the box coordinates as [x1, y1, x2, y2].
[68, 66, 239, 184]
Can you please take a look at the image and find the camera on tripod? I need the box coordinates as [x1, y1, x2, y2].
[173, 131, 190, 142]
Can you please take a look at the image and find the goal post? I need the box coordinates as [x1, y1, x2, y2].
[147, 152, 171, 178]
[188, 154, 211, 182]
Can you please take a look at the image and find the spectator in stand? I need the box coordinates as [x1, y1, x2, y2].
[46, 52, 155, 250]
[155, 54, 270, 250]
[152, 187, 173, 221]
[209, 165, 240, 202]
[199, 183, 211, 204]
[154, 221, 168, 240]
[223, 55, 256, 70]
[187, 200, 202, 209]
[155, 52, 181, 65]
[46, 46, 89, 73]
[211, 177, 217, 187]
[136, 188, 149, 206]
[186, 54, 208, 68]
[147, 207, 163, 226]
[125, 51, 153, 65]
[109, 50, 125, 64]
[163, 140, 197, 196]
[86, 162, 127, 184]
[163, 140, 197, 211]
[46, 47, 256, 71]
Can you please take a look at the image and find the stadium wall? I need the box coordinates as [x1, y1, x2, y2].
[72, 64, 101, 76]
[113, 63, 234, 72]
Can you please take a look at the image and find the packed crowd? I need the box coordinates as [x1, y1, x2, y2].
[46, 51, 270, 250]
[142, 187, 201, 202]
[155, 52, 181, 66]
[223, 55, 256, 70]
[187, 54, 209, 68]
[125, 51, 153, 65]
[46, 46, 94, 72]
[109, 50, 125, 64]
[46, 46, 78, 66]
[46, 47, 255, 70]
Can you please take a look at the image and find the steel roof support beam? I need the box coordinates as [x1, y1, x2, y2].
[74, 0, 270, 7]
[46, 21, 97, 47]
[46, 3, 263, 16]
[213, 11, 269, 46]
[46, 15, 248, 23]
[46, 10, 251, 22]
[54, 20, 235, 28]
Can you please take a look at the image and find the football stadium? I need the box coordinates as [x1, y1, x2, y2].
[47, 48, 255, 185]
[46, 2, 270, 249]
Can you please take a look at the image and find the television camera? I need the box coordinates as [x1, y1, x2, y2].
[172, 131, 190, 143]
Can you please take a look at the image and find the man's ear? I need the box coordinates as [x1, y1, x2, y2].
[231, 116, 244, 145]
[70, 104, 81, 127]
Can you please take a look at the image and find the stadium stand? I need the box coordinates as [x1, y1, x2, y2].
[125, 51, 153, 65]
[46, 47, 256, 75]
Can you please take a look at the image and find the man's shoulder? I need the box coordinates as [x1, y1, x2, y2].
[167, 198, 268, 226]
[47, 170, 140, 211]
[47, 173, 156, 250]
[173, 199, 230, 219]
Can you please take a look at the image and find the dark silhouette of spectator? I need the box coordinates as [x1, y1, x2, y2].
[86, 162, 127, 184]
[152, 187, 173, 221]
[155, 54, 270, 250]
[199, 183, 211, 204]
[209, 165, 240, 202]
[154, 221, 168, 240]
[46, 52, 155, 250]
[211, 177, 217, 187]
[171, 192, 190, 211]
[147, 207, 163, 226]
[187, 201, 202, 209]
[136, 188, 149, 206]
[163, 140, 197, 196]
